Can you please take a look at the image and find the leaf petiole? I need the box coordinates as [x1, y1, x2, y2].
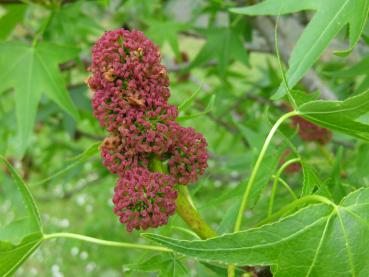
[234, 110, 299, 233]
[268, 158, 300, 216]
[43, 233, 172, 252]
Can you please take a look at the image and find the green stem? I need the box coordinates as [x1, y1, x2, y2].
[228, 265, 236, 277]
[228, 111, 297, 277]
[176, 186, 217, 239]
[151, 156, 216, 239]
[268, 158, 300, 216]
[273, 176, 298, 201]
[43, 232, 172, 252]
[233, 111, 298, 233]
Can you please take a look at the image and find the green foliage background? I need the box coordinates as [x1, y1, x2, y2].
[0, 0, 369, 276]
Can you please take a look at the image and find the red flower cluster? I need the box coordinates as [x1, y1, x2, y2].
[113, 168, 177, 231]
[88, 29, 208, 231]
[292, 116, 332, 145]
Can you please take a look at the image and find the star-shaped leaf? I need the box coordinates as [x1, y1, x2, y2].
[189, 27, 249, 78]
[0, 156, 43, 276]
[297, 89, 369, 142]
[0, 41, 79, 156]
[144, 187, 369, 277]
[231, 0, 369, 98]
[0, 4, 27, 41]
[46, 1, 103, 44]
[125, 253, 189, 277]
[146, 19, 189, 59]
[334, 54, 369, 93]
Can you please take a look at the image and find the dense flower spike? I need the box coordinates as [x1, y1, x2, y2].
[113, 168, 177, 232]
[88, 29, 171, 132]
[100, 137, 149, 175]
[167, 123, 208, 185]
[292, 116, 332, 145]
[89, 29, 209, 231]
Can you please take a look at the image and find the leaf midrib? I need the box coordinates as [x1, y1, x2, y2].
[299, 96, 369, 115]
[147, 213, 331, 254]
[302, 115, 369, 139]
[305, 212, 333, 277]
[289, 0, 350, 84]
[337, 209, 356, 277]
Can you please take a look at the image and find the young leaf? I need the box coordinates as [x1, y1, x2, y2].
[178, 84, 203, 112]
[0, 156, 43, 276]
[189, 27, 249, 78]
[333, 55, 369, 93]
[33, 142, 100, 186]
[301, 161, 321, 196]
[0, 4, 27, 41]
[146, 19, 189, 59]
[201, 262, 246, 277]
[216, 202, 239, 234]
[0, 157, 41, 231]
[47, 1, 103, 44]
[297, 90, 369, 142]
[231, 0, 369, 98]
[125, 253, 189, 277]
[144, 187, 369, 277]
[0, 234, 43, 277]
[0, 41, 80, 156]
[176, 95, 215, 122]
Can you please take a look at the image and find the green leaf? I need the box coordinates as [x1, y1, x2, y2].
[301, 161, 321, 196]
[144, 187, 369, 277]
[146, 19, 189, 59]
[298, 89, 369, 118]
[47, 1, 103, 44]
[200, 262, 246, 277]
[190, 27, 249, 77]
[0, 233, 43, 277]
[176, 95, 215, 122]
[332, 55, 369, 93]
[0, 156, 43, 276]
[178, 84, 203, 112]
[297, 90, 369, 142]
[0, 41, 79, 156]
[0, 4, 27, 41]
[290, 89, 320, 107]
[232, 121, 263, 151]
[0, 156, 41, 233]
[125, 253, 189, 277]
[217, 202, 239, 233]
[231, 0, 369, 98]
[33, 142, 100, 186]
[333, 55, 369, 78]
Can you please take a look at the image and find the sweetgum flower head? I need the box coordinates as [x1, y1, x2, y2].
[89, 29, 210, 232]
[100, 135, 149, 175]
[292, 116, 332, 145]
[166, 123, 208, 185]
[112, 167, 177, 232]
[88, 29, 171, 132]
[116, 104, 178, 154]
